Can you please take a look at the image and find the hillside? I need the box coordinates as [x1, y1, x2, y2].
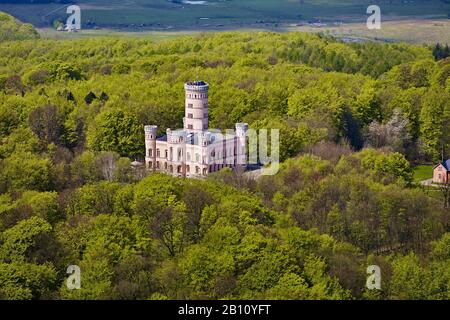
[0, 11, 39, 41]
[0, 32, 449, 300]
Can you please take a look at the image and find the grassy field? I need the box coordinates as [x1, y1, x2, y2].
[0, 0, 449, 29]
[413, 165, 443, 203]
[285, 19, 450, 44]
[36, 19, 450, 45]
[413, 165, 434, 183]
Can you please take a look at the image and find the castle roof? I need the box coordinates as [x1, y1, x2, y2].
[442, 159, 450, 170]
[155, 130, 236, 146]
[435, 159, 450, 170]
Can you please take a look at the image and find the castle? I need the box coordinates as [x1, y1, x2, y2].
[144, 81, 248, 177]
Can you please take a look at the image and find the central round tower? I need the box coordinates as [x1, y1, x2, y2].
[184, 81, 209, 134]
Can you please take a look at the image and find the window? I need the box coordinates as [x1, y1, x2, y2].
[203, 113, 207, 118]
[188, 124, 193, 129]
[148, 149, 153, 157]
[187, 152, 191, 161]
[156, 161, 160, 169]
[156, 149, 160, 157]
[195, 166, 200, 174]
[188, 103, 193, 108]
[165, 149, 168, 158]
[195, 153, 200, 162]
[164, 162, 168, 169]
[188, 113, 193, 119]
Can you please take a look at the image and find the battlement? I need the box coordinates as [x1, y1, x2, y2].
[144, 125, 158, 134]
[144, 125, 158, 140]
[167, 129, 186, 144]
[184, 81, 209, 92]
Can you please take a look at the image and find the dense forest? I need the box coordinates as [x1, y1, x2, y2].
[0, 13, 449, 299]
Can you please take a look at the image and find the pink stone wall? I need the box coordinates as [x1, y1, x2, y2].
[433, 164, 449, 184]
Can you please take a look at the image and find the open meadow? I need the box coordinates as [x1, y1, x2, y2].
[0, 0, 449, 29]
